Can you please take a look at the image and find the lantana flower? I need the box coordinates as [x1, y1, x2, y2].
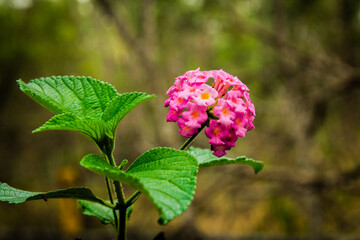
[165, 68, 255, 157]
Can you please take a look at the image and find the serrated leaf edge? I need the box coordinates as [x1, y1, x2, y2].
[19, 77, 155, 144]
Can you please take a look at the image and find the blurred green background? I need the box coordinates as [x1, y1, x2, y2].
[0, 0, 360, 239]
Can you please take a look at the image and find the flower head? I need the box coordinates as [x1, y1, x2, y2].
[165, 68, 255, 157]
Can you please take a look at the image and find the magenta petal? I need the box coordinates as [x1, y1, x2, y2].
[165, 69, 255, 154]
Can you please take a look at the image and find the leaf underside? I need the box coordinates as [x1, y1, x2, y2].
[80, 147, 198, 225]
[18, 76, 155, 142]
[78, 200, 133, 225]
[0, 183, 104, 205]
[78, 200, 115, 225]
[188, 147, 264, 174]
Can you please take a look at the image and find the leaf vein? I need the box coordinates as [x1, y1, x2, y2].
[139, 176, 193, 196]
[127, 155, 191, 172]
[61, 77, 87, 114]
[44, 78, 64, 106]
[149, 188, 183, 209]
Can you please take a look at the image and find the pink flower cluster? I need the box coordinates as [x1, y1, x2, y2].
[165, 68, 255, 157]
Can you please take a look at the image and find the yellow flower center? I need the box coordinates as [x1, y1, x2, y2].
[200, 92, 210, 100]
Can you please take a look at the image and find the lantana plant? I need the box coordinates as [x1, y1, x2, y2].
[0, 70, 263, 240]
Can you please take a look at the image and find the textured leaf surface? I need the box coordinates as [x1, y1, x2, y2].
[32, 113, 106, 142]
[0, 183, 105, 204]
[188, 147, 264, 174]
[18, 76, 118, 118]
[102, 92, 156, 136]
[18, 76, 155, 142]
[80, 148, 198, 224]
[78, 200, 114, 225]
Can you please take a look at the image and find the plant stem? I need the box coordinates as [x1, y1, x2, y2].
[97, 196, 117, 209]
[180, 123, 207, 150]
[99, 122, 206, 239]
[118, 205, 127, 240]
[126, 191, 142, 207]
[100, 137, 127, 240]
[105, 176, 118, 229]
[113, 180, 126, 240]
[106, 153, 127, 240]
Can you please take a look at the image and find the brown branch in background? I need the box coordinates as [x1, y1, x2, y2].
[306, 72, 360, 136]
[230, 6, 353, 75]
[228, 1, 360, 141]
[95, 0, 165, 147]
[95, 0, 161, 96]
[141, 0, 156, 63]
[96, 0, 138, 51]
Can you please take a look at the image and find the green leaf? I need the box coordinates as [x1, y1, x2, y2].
[78, 200, 132, 225]
[18, 76, 118, 118]
[188, 147, 264, 174]
[126, 205, 133, 221]
[102, 92, 156, 138]
[32, 113, 107, 142]
[18, 76, 155, 143]
[0, 183, 108, 205]
[78, 200, 115, 225]
[80, 148, 198, 225]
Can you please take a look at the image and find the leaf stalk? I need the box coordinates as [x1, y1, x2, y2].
[180, 122, 207, 150]
[126, 191, 142, 207]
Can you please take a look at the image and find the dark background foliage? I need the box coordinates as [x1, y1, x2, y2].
[0, 0, 359, 239]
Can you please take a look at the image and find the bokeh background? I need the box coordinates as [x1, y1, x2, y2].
[1, 0, 360, 239]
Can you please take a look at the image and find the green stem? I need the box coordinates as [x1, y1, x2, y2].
[126, 191, 142, 207]
[99, 137, 127, 240]
[113, 180, 126, 240]
[97, 197, 117, 209]
[105, 176, 119, 229]
[107, 156, 126, 239]
[107, 154, 126, 205]
[180, 123, 207, 150]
